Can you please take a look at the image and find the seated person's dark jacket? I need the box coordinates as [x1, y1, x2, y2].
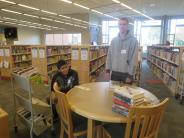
[51, 68, 79, 93]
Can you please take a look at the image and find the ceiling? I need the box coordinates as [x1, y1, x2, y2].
[0, 0, 184, 30]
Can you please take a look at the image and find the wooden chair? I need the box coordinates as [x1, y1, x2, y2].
[53, 83, 87, 138]
[103, 98, 169, 138]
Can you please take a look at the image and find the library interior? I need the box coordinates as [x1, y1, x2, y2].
[0, 0, 184, 138]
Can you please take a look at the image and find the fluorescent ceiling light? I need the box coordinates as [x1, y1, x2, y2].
[3, 17, 17, 21]
[59, 14, 71, 19]
[121, 3, 133, 10]
[91, 9, 103, 15]
[18, 24, 28, 26]
[65, 22, 73, 26]
[51, 26, 59, 29]
[18, 4, 40, 10]
[132, 9, 141, 14]
[0, 0, 16, 4]
[31, 22, 42, 25]
[104, 14, 114, 18]
[73, 3, 89, 10]
[112, 0, 120, 4]
[54, 20, 64, 23]
[24, 14, 39, 18]
[58, 28, 65, 30]
[41, 10, 57, 15]
[60, 0, 72, 4]
[72, 18, 83, 22]
[82, 20, 89, 24]
[42, 24, 51, 27]
[19, 20, 31, 23]
[5, 22, 16, 24]
[40, 17, 53, 21]
[1, 9, 22, 14]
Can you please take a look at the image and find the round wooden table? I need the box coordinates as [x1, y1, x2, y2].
[67, 82, 159, 138]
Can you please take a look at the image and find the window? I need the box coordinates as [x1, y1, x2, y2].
[102, 20, 119, 44]
[168, 19, 184, 46]
[134, 20, 162, 52]
[45, 33, 81, 45]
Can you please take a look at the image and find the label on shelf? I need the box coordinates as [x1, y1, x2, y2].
[4, 49, 10, 57]
[39, 49, 45, 58]
[0, 49, 4, 56]
[72, 49, 79, 60]
[32, 48, 38, 58]
[81, 48, 88, 60]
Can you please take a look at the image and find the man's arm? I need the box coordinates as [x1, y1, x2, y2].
[128, 39, 138, 76]
[106, 44, 112, 72]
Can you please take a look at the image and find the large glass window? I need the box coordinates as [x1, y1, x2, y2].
[102, 20, 119, 44]
[45, 33, 81, 45]
[168, 19, 184, 46]
[134, 20, 162, 52]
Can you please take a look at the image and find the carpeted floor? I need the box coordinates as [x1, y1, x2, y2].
[0, 60, 184, 138]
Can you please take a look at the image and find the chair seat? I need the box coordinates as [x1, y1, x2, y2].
[104, 123, 126, 138]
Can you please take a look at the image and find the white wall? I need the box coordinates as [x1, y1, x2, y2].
[14, 27, 41, 45]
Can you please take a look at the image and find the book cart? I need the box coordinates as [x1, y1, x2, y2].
[11, 67, 54, 138]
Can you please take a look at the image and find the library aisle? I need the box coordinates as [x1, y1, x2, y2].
[0, 60, 184, 138]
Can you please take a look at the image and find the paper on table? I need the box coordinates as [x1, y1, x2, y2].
[0, 49, 4, 56]
[75, 86, 90, 91]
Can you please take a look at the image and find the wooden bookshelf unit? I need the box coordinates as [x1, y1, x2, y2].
[0, 45, 32, 79]
[71, 45, 108, 84]
[31, 45, 71, 77]
[147, 46, 184, 97]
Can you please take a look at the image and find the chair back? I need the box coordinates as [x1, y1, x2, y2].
[53, 82, 73, 135]
[125, 98, 169, 138]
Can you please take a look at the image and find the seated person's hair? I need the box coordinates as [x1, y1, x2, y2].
[57, 60, 67, 70]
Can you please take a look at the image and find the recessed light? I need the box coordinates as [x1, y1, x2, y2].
[1, 9, 22, 14]
[73, 3, 89, 10]
[18, 4, 40, 11]
[0, 0, 16, 4]
[60, 0, 72, 4]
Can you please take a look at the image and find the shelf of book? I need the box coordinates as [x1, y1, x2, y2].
[71, 45, 109, 84]
[147, 46, 184, 96]
[0, 45, 32, 79]
[31, 45, 71, 78]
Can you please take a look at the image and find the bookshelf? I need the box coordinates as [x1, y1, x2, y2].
[71, 45, 108, 84]
[31, 45, 71, 77]
[0, 45, 12, 79]
[11, 45, 32, 68]
[0, 45, 32, 79]
[147, 46, 184, 96]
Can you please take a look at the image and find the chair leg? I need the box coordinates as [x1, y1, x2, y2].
[60, 126, 64, 138]
[96, 126, 103, 138]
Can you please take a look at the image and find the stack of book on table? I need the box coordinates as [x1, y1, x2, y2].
[112, 86, 144, 116]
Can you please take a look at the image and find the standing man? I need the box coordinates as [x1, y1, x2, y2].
[106, 18, 138, 84]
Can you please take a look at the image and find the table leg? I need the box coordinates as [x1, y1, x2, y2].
[87, 118, 95, 138]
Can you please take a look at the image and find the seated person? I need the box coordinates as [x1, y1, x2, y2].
[51, 59, 79, 93]
[51, 60, 82, 123]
